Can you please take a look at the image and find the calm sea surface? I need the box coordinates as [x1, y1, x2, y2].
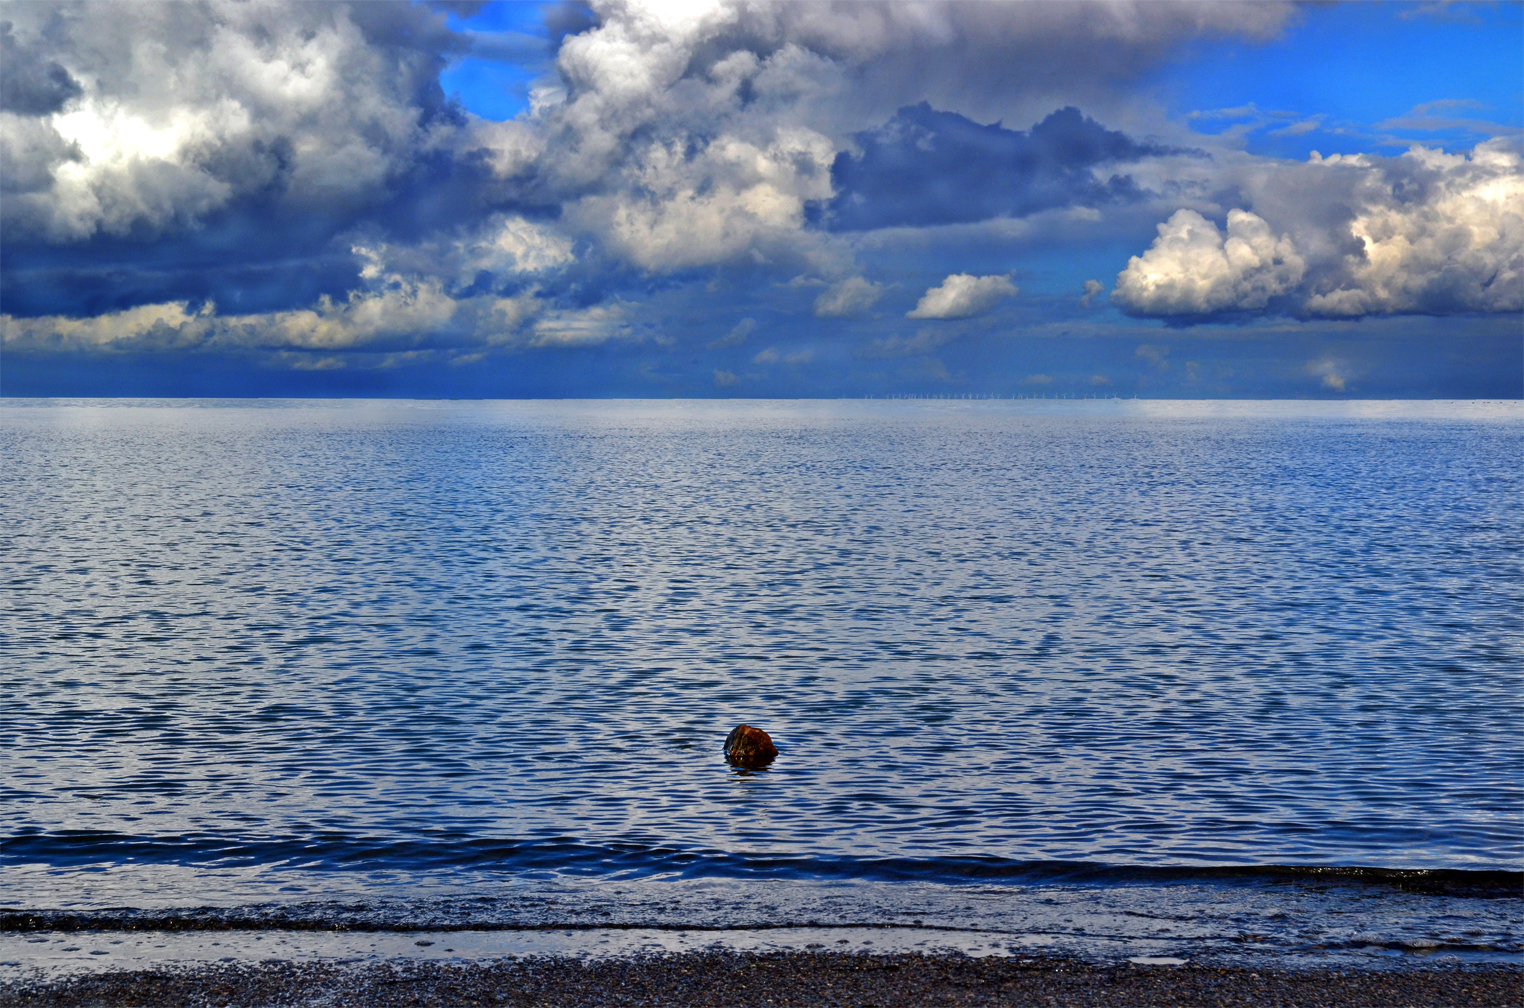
[2, 399, 1521, 957]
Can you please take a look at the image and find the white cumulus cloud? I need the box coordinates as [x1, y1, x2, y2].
[1301, 142, 1523, 316]
[907, 273, 1017, 319]
[562, 128, 841, 273]
[1113, 208, 1305, 315]
[1114, 140, 1523, 318]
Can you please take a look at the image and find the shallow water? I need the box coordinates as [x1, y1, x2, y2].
[2, 399, 1521, 956]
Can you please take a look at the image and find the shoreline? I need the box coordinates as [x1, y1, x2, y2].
[6, 919, 1517, 975]
[4, 951, 1521, 1007]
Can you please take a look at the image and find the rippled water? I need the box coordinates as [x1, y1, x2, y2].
[3, 399, 1521, 921]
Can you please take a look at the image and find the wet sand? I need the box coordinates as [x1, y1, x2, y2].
[4, 952, 1519, 1007]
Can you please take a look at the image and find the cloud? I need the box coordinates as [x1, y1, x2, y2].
[813, 276, 883, 317]
[356, 215, 575, 291]
[2, 277, 548, 356]
[457, 215, 577, 276]
[1135, 343, 1169, 366]
[1305, 358, 1351, 391]
[1114, 140, 1523, 320]
[285, 353, 347, 371]
[0, 219, 580, 357]
[1398, 2, 1484, 23]
[560, 128, 842, 274]
[1, 111, 81, 195]
[747, 345, 810, 365]
[713, 368, 737, 385]
[1, 1, 1300, 334]
[1, 2, 1515, 400]
[0, 2, 470, 245]
[530, 302, 631, 346]
[1268, 115, 1325, 137]
[907, 273, 1017, 319]
[0, 1, 535, 321]
[1301, 143, 1523, 316]
[1186, 104, 1260, 121]
[1411, 99, 1490, 117]
[3, 299, 215, 353]
[821, 104, 1174, 231]
[0, 21, 83, 116]
[707, 317, 755, 348]
[1113, 208, 1305, 315]
[521, 0, 1293, 279]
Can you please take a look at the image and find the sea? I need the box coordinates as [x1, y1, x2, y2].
[2, 398, 1521, 974]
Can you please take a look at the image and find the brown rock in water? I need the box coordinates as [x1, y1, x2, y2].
[724, 724, 778, 768]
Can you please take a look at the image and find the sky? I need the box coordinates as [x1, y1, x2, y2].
[1, 0, 1520, 398]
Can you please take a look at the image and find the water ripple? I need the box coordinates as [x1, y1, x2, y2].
[2, 399, 1521, 903]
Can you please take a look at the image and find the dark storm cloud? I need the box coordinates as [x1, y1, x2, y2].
[0, 143, 557, 316]
[0, 20, 82, 116]
[818, 104, 1175, 231]
[1, 233, 367, 319]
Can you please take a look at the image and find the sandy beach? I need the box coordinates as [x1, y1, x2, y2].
[5, 952, 1520, 1008]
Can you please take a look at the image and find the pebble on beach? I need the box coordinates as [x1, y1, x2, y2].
[724, 725, 778, 768]
[8, 953, 1519, 1008]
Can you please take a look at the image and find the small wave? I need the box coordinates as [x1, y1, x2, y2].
[4, 830, 1518, 898]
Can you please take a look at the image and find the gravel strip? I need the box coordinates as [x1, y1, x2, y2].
[3, 952, 1520, 1007]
